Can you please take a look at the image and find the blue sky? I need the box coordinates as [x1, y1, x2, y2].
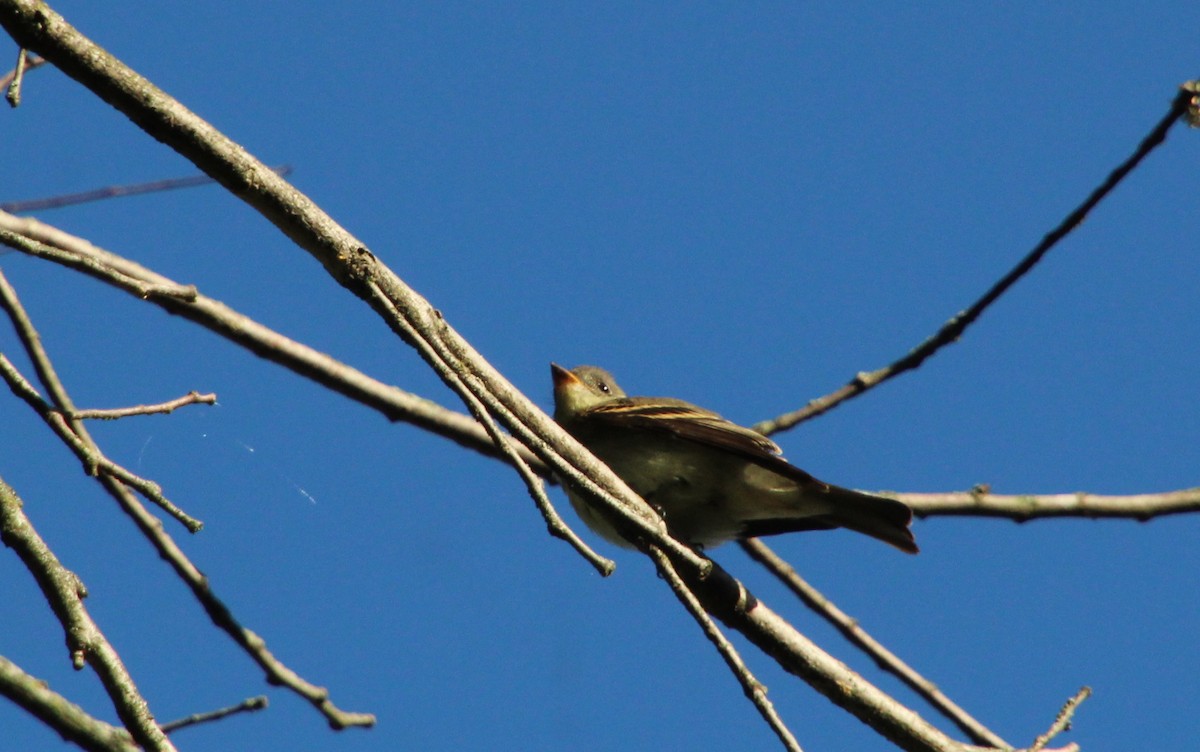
[2, 3, 1198, 750]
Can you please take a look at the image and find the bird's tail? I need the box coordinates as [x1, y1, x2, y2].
[824, 485, 918, 554]
[740, 483, 919, 553]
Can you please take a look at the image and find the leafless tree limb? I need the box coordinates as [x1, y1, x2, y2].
[1030, 687, 1090, 752]
[0, 476, 176, 751]
[752, 81, 1199, 437]
[740, 538, 1010, 749]
[68, 390, 217, 420]
[648, 545, 803, 752]
[0, 653, 141, 752]
[159, 696, 269, 735]
[0, 166, 294, 213]
[3, 46, 38, 105]
[0, 214, 546, 472]
[0, 269, 203, 532]
[898, 487, 1200, 521]
[0, 270, 374, 730]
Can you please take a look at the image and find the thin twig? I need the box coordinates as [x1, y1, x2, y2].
[0, 270, 203, 531]
[4, 46, 32, 106]
[754, 82, 1199, 436]
[0, 353, 374, 728]
[160, 696, 268, 734]
[0, 477, 177, 752]
[0, 165, 295, 213]
[0, 277, 371, 730]
[647, 546, 803, 752]
[102, 471, 377, 729]
[0, 215, 547, 473]
[740, 538, 1010, 749]
[69, 390, 217, 419]
[1030, 687, 1090, 752]
[0, 50, 43, 93]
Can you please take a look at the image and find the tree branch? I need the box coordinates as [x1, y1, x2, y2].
[0, 653, 141, 752]
[0, 213, 546, 472]
[899, 487, 1200, 521]
[752, 80, 1199, 436]
[741, 538, 1010, 749]
[0, 476, 175, 751]
[0, 272, 374, 730]
[648, 546, 802, 752]
[159, 696, 269, 735]
[0, 165, 293, 213]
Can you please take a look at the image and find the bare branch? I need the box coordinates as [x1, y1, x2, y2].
[0, 653, 141, 752]
[648, 546, 803, 752]
[0, 476, 177, 751]
[0, 214, 546, 472]
[1030, 687, 1090, 752]
[69, 390, 217, 420]
[753, 81, 1199, 437]
[96, 472, 377, 729]
[0, 49, 42, 91]
[0, 274, 372, 729]
[0, 270, 203, 532]
[3, 47, 40, 106]
[899, 487, 1200, 521]
[0, 166, 294, 213]
[741, 538, 1010, 749]
[363, 282, 613, 575]
[160, 696, 269, 735]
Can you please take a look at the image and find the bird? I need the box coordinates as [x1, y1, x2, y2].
[551, 363, 917, 553]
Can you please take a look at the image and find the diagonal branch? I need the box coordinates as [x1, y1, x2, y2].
[0, 652, 141, 752]
[0, 165, 293, 213]
[0, 268, 203, 532]
[159, 696, 269, 735]
[741, 538, 1010, 749]
[0, 476, 176, 752]
[648, 545, 803, 752]
[0, 275, 373, 730]
[753, 81, 1200, 437]
[0, 213, 545, 472]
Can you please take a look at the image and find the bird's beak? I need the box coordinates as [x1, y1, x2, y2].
[550, 362, 579, 388]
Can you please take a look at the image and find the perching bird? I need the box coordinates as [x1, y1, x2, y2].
[551, 363, 917, 553]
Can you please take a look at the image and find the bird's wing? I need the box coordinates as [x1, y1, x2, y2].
[583, 397, 822, 484]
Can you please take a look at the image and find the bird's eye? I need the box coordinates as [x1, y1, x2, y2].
[596, 381, 611, 394]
